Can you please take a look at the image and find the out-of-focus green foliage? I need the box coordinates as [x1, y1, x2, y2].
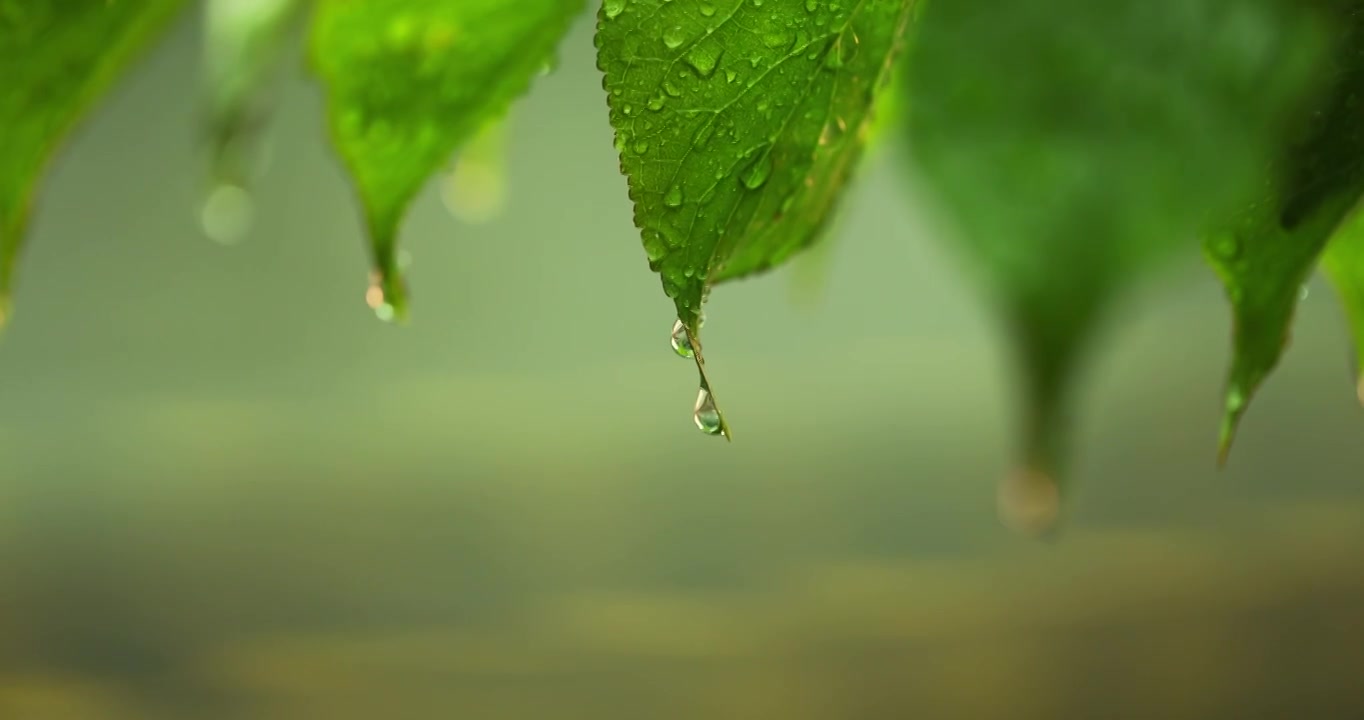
[901, 0, 1326, 527]
[0, 0, 187, 325]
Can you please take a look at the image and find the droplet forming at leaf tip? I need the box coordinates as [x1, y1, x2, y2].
[366, 271, 409, 324]
[997, 465, 1061, 537]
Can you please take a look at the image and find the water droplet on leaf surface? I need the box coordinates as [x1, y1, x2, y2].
[603, 0, 626, 19]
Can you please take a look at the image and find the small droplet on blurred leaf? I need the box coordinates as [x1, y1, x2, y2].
[199, 183, 254, 245]
[441, 120, 508, 225]
[997, 466, 1061, 537]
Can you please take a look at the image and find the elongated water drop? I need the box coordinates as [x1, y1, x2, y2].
[741, 151, 773, 190]
[670, 318, 694, 357]
[693, 386, 724, 436]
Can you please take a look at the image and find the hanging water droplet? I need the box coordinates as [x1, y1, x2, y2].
[603, 0, 627, 19]
[200, 182, 254, 244]
[365, 272, 398, 323]
[664, 184, 684, 207]
[663, 25, 686, 49]
[670, 318, 694, 357]
[741, 151, 773, 190]
[997, 466, 1060, 536]
[693, 386, 724, 436]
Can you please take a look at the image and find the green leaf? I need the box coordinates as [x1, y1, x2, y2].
[0, 0, 186, 327]
[310, 0, 584, 323]
[1206, 1, 1364, 460]
[902, 0, 1324, 529]
[1322, 204, 1364, 405]
[597, 0, 914, 439]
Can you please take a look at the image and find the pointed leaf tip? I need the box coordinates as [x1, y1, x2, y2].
[1, 0, 186, 316]
[1207, 2, 1364, 460]
[310, 0, 582, 319]
[904, 0, 1328, 475]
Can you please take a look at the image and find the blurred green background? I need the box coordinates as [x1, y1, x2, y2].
[2, 9, 1364, 719]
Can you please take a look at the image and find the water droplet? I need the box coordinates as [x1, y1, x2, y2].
[1210, 234, 1241, 262]
[647, 93, 666, 111]
[664, 184, 684, 207]
[200, 183, 254, 244]
[663, 25, 686, 49]
[686, 45, 722, 78]
[997, 466, 1060, 536]
[643, 229, 669, 261]
[603, 0, 626, 19]
[762, 30, 790, 48]
[365, 272, 399, 323]
[805, 0, 819, 10]
[725, 69, 737, 83]
[664, 80, 682, 97]
[1299, 284, 1311, 302]
[741, 152, 773, 190]
[693, 387, 724, 436]
[670, 318, 693, 357]
[699, 1, 716, 16]
[633, 139, 650, 154]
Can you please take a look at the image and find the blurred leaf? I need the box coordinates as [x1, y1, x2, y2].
[1322, 204, 1364, 404]
[310, 0, 583, 322]
[201, 0, 306, 245]
[1207, 1, 1364, 458]
[596, 0, 914, 438]
[902, 0, 1324, 525]
[0, 0, 186, 327]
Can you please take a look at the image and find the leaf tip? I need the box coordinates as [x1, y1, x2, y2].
[997, 464, 1061, 538]
[1215, 383, 1251, 467]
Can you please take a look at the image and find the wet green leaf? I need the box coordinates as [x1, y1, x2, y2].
[0, 0, 186, 327]
[310, 0, 583, 322]
[1207, 1, 1364, 459]
[597, 0, 914, 438]
[1322, 204, 1364, 405]
[902, 0, 1324, 525]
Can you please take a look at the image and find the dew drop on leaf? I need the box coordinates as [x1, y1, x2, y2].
[603, 0, 626, 19]
[740, 151, 773, 189]
[663, 25, 685, 48]
[686, 44, 722, 78]
[693, 386, 725, 435]
[664, 184, 684, 207]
